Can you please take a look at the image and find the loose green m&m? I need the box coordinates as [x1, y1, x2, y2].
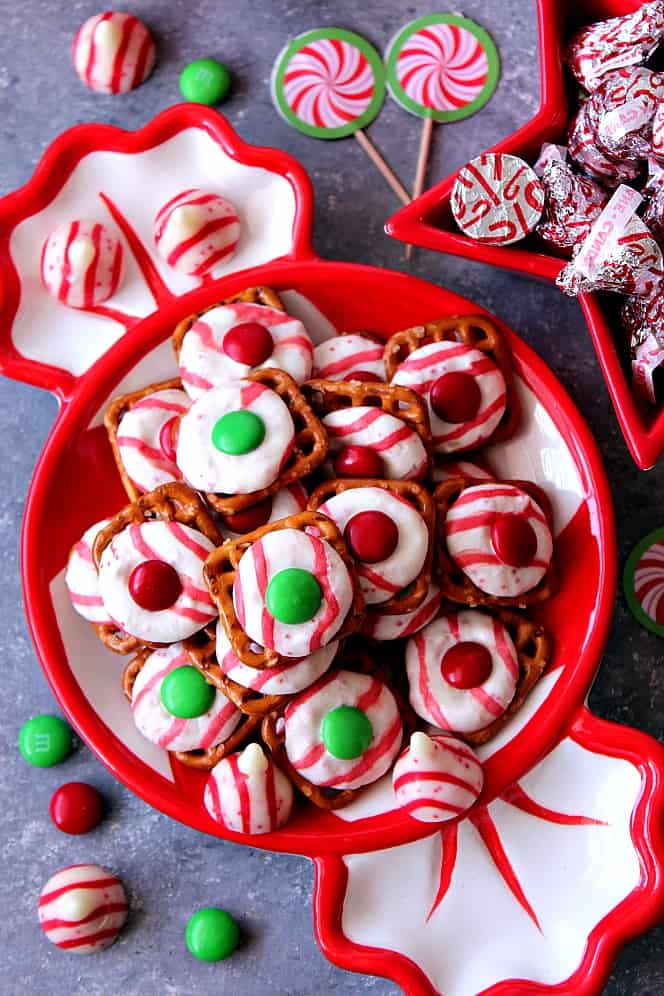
[211, 410, 265, 455]
[265, 568, 322, 624]
[186, 907, 240, 962]
[321, 706, 373, 760]
[18, 715, 72, 768]
[179, 58, 231, 105]
[161, 666, 215, 718]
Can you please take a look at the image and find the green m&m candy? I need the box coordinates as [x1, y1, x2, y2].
[321, 705, 373, 759]
[161, 666, 216, 718]
[186, 907, 240, 962]
[180, 58, 231, 105]
[18, 715, 72, 768]
[211, 410, 265, 455]
[265, 568, 322, 624]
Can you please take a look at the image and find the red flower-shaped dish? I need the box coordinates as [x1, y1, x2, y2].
[386, 0, 664, 471]
[1, 106, 663, 995]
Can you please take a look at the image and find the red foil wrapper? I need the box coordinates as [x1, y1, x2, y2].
[450, 153, 544, 245]
[566, 1, 664, 92]
[536, 157, 609, 250]
[557, 184, 663, 296]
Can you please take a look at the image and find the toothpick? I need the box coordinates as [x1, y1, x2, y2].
[406, 116, 434, 261]
[353, 129, 411, 207]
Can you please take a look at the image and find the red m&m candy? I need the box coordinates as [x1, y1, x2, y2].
[223, 323, 274, 366]
[333, 445, 383, 479]
[491, 514, 537, 567]
[159, 416, 179, 463]
[221, 496, 273, 533]
[430, 371, 481, 423]
[128, 560, 182, 611]
[49, 782, 103, 835]
[441, 642, 492, 689]
[345, 510, 399, 563]
[349, 370, 382, 383]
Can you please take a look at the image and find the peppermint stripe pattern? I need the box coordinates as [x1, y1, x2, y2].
[283, 38, 375, 129]
[38, 864, 128, 953]
[204, 747, 294, 834]
[633, 539, 664, 625]
[65, 519, 114, 624]
[323, 406, 428, 480]
[313, 334, 386, 381]
[41, 220, 124, 309]
[72, 12, 156, 94]
[363, 582, 442, 641]
[153, 189, 241, 277]
[216, 622, 338, 695]
[396, 23, 489, 113]
[392, 733, 484, 822]
[117, 388, 190, 494]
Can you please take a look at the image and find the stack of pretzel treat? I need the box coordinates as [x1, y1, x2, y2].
[65, 285, 555, 833]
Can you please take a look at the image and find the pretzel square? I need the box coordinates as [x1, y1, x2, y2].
[104, 377, 185, 502]
[203, 510, 365, 670]
[183, 626, 292, 717]
[433, 476, 557, 609]
[462, 608, 552, 746]
[383, 314, 520, 444]
[307, 478, 436, 615]
[302, 378, 432, 452]
[171, 285, 286, 363]
[121, 650, 261, 770]
[90, 482, 223, 650]
[200, 367, 328, 515]
[261, 649, 415, 811]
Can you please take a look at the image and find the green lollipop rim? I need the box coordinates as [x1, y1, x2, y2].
[385, 13, 500, 124]
[271, 27, 386, 140]
[623, 526, 664, 638]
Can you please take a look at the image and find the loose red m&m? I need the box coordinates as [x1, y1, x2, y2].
[223, 323, 274, 366]
[159, 416, 179, 463]
[221, 496, 273, 533]
[128, 560, 182, 611]
[491, 514, 537, 567]
[333, 444, 383, 479]
[49, 782, 103, 835]
[441, 642, 492, 689]
[430, 371, 481, 423]
[344, 510, 399, 563]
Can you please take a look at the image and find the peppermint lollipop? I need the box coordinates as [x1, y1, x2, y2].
[272, 28, 410, 205]
[386, 13, 500, 252]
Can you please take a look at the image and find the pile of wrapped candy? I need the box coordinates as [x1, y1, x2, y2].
[450, 1, 664, 406]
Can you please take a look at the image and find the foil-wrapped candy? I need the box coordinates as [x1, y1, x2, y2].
[622, 280, 664, 403]
[566, 1, 664, 92]
[557, 184, 663, 296]
[450, 153, 544, 246]
[536, 155, 609, 250]
[642, 158, 664, 244]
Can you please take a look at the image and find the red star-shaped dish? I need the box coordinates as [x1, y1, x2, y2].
[386, 0, 662, 470]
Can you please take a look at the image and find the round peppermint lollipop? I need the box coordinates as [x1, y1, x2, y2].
[624, 526, 664, 637]
[386, 13, 500, 244]
[271, 27, 409, 205]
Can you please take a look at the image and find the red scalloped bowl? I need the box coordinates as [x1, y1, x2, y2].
[385, 0, 664, 470]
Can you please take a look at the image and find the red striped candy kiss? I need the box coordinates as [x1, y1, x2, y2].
[204, 743, 294, 834]
[41, 220, 124, 309]
[38, 864, 128, 954]
[393, 732, 483, 823]
[72, 12, 156, 94]
[154, 189, 240, 276]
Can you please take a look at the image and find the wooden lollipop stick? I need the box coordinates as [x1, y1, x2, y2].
[406, 116, 434, 260]
[354, 129, 411, 206]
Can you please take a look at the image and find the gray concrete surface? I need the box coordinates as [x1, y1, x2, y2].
[0, 1, 662, 993]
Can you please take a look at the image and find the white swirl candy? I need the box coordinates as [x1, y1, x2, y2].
[216, 622, 338, 695]
[38, 864, 128, 954]
[116, 388, 190, 494]
[313, 334, 385, 381]
[283, 669, 403, 790]
[205, 743, 294, 834]
[130, 643, 240, 752]
[176, 380, 295, 495]
[322, 406, 427, 480]
[282, 38, 376, 129]
[392, 340, 507, 454]
[392, 732, 484, 823]
[406, 611, 519, 733]
[394, 21, 489, 113]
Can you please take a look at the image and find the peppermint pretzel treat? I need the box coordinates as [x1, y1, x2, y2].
[125, 642, 241, 752]
[72, 11, 156, 94]
[154, 189, 241, 276]
[362, 581, 442, 642]
[177, 368, 327, 516]
[41, 220, 124, 309]
[303, 378, 431, 480]
[105, 379, 190, 501]
[309, 481, 433, 613]
[38, 864, 128, 954]
[175, 299, 313, 398]
[204, 742, 295, 834]
[218, 482, 308, 539]
[406, 610, 519, 734]
[385, 314, 519, 453]
[265, 669, 403, 807]
[93, 483, 221, 646]
[435, 478, 556, 608]
[204, 510, 364, 669]
[312, 331, 386, 382]
[392, 731, 483, 823]
[173, 285, 285, 359]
